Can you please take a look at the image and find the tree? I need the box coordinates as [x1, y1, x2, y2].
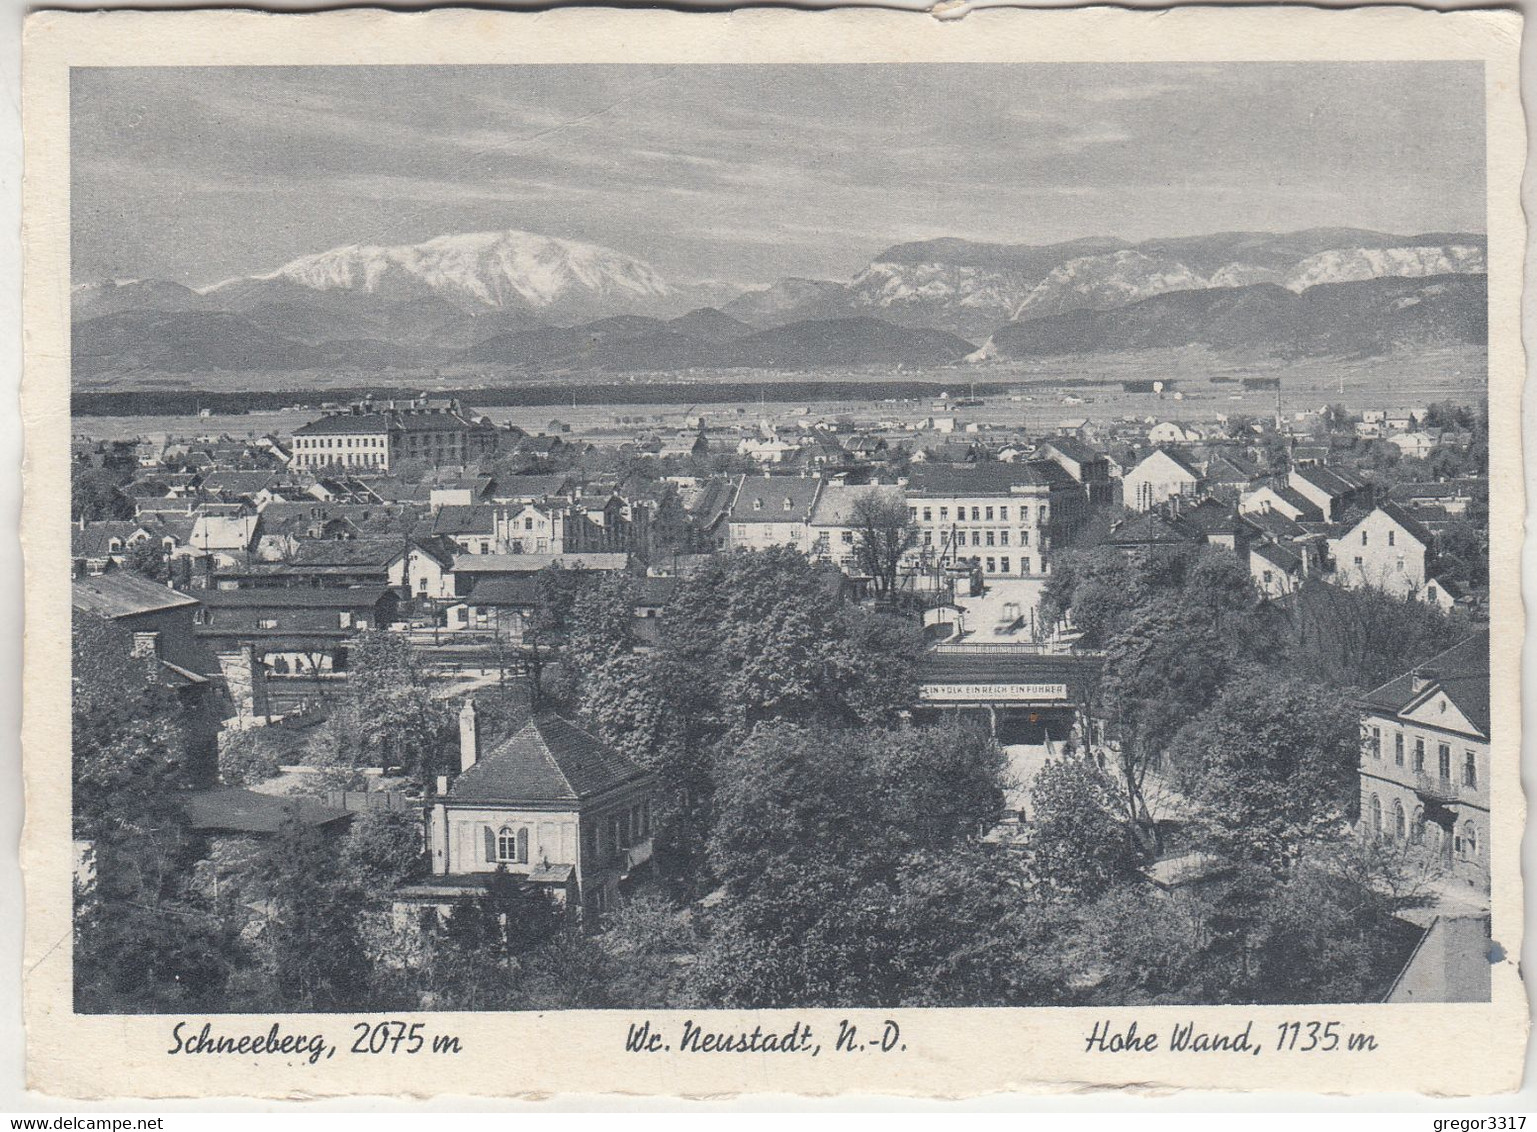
[1097, 603, 1231, 849]
[348, 630, 454, 869]
[1280, 581, 1466, 691]
[1039, 547, 1145, 647]
[1170, 675, 1361, 873]
[849, 489, 917, 600]
[1027, 756, 1143, 900]
[125, 538, 169, 580]
[564, 571, 637, 679]
[596, 890, 700, 1008]
[72, 466, 132, 521]
[340, 807, 425, 893]
[694, 721, 1014, 1007]
[262, 812, 371, 1011]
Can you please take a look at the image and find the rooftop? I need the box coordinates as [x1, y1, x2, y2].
[1359, 630, 1490, 738]
[72, 573, 199, 619]
[448, 712, 651, 806]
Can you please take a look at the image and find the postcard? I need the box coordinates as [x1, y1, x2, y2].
[21, 6, 1526, 1099]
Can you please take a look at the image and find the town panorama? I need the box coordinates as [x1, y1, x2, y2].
[68, 63, 1492, 1011]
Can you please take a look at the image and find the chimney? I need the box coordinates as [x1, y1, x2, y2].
[459, 698, 479, 772]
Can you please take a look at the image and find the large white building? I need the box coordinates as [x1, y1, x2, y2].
[903, 462, 1086, 578]
[1358, 632, 1490, 891]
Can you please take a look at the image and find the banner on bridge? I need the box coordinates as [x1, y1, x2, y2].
[918, 682, 1068, 703]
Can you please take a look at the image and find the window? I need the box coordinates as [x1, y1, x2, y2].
[497, 827, 519, 862]
[783, 498, 793, 512]
[998, 506, 1008, 521]
[752, 498, 762, 511]
[525, 517, 534, 530]
[258, 618, 278, 630]
[1020, 530, 1030, 546]
[1369, 794, 1382, 837]
[840, 531, 853, 545]
[985, 557, 996, 573]
[1388, 530, 1396, 547]
[1438, 743, 1451, 780]
[1412, 805, 1426, 844]
[970, 507, 980, 521]
[1369, 726, 1381, 758]
[971, 531, 982, 546]
[1000, 557, 1010, 574]
[340, 611, 353, 628]
[1354, 556, 1364, 568]
[1393, 800, 1406, 842]
[908, 507, 918, 522]
[417, 576, 429, 593]
[984, 507, 994, 521]
[1020, 557, 1031, 574]
[985, 531, 995, 546]
[1462, 821, 1478, 861]
[1263, 570, 1274, 584]
[1394, 732, 1404, 766]
[922, 508, 932, 522]
[1414, 737, 1425, 772]
[1463, 751, 1478, 788]
[939, 507, 949, 520]
[1361, 530, 1369, 546]
[923, 531, 932, 546]
[999, 531, 1009, 546]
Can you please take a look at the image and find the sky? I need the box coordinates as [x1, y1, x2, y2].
[70, 62, 1487, 289]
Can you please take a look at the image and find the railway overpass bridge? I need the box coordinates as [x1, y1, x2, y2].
[915, 644, 1102, 745]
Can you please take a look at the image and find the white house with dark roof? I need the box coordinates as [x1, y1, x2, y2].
[1328, 503, 1436, 598]
[1123, 448, 1204, 512]
[1288, 464, 1368, 522]
[407, 704, 656, 923]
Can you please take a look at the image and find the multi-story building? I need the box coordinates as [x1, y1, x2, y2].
[904, 462, 1086, 578]
[725, 475, 824, 554]
[289, 397, 501, 472]
[1358, 631, 1490, 891]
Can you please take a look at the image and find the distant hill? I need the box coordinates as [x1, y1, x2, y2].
[667, 307, 756, 344]
[72, 310, 330, 375]
[976, 273, 1486, 360]
[723, 278, 853, 329]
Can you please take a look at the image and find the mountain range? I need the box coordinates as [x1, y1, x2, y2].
[72, 225, 1488, 379]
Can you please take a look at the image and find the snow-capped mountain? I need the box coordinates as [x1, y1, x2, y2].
[203, 228, 680, 317]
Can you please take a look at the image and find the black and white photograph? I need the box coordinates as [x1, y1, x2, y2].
[60, 53, 1502, 1021]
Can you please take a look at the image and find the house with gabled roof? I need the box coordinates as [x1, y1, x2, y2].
[1240, 484, 1324, 523]
[1289, 464, 1369, 522]
[406, 704, 656, 923]
[1328, 503, 1437, 598]
[1124, 447, 1204, 512]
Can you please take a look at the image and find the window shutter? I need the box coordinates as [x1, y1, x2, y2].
[517, 828, 529, 864]
[483, 826, 495, 863]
